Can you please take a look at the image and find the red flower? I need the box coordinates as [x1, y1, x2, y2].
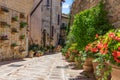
[109, 32, 115, 39]
[100, 49, 108, 54]
[114, 36, 120, 41]
[96, 34, 99, 38]
[112, 51, 120, 63]
[103, 43, 108, 48]
[118, 47, 120, 51]
[91, 48, 98, 53]
[97, 43, 103, 49]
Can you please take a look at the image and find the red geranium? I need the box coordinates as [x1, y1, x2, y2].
[97, 43, 103, 49]
[100, 49, 108, 54]
[91, 47, 98, 53]
[114, 36, 120, 41]
[108, 32, 115, 39]
[112, 51, 120, 63]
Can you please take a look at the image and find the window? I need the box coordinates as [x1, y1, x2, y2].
[57, 14, 60, 25]
[46, 0, 49, 7]
[52, 26, 54, 36]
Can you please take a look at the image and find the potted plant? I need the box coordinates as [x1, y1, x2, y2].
[12, 16, 18, 22]
[20, 13, 26, 19]
[19, 34, 25, 40]
[11, 27, 18, 34]
[0, 21, 10, 28]
[0, 7, 9, 14]
[29, 50, 34, 58]
[20, 21, 27, 29]
[19, 47, 25, 52]
[11, 43, 18, 50]
[0, 35, 9, 41]
[105, 29, 120, 80]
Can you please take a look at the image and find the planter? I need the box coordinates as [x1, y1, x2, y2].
[83, 57, 93, 72]
[93, 62, 111, 80]
[109, 63, 120, 80]
[75, 57, 82, 68]
[68, 55, 75, 62]
[35, 52, 40, 57]
[29, 50, 34, 58]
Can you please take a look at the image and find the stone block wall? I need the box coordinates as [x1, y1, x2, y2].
[70, 0, 120, 28]
[0, 1, 33, 61]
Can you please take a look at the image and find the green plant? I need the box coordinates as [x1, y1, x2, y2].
[0, 21, 10, 28]
[20, 21, 27, 28]
[11, 27, 18, 33]
[69, 1, 113, 50]
[20, 13, 25, 18]
[11, 43, 17, 47]
[1, 7, 9, 12]
[12, 16, 18, 21]
[19, 34, 25, 40]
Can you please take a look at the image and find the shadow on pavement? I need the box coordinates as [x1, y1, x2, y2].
[0, 59, 26, 66]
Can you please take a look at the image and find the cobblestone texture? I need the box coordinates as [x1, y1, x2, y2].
[0, 53, 95, 80]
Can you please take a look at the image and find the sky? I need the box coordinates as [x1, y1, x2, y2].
[62, 0, 73, 14]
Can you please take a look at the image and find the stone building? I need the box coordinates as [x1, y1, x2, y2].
[70, 0, 120, 28]
[59, 13, 69, 46]
[30, 0, 64, 47]
[0, 0, 33, 61]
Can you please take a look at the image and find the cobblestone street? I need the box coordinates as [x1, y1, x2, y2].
[0, 53, 95, 80]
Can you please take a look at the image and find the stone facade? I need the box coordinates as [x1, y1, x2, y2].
[30, 0, 63, 47]
[0, 0, 33, 61]
[70, 0, 120, 28]
[59, 13, 69, 46]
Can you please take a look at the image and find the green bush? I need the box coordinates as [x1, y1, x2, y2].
[70, 1, 113, 50]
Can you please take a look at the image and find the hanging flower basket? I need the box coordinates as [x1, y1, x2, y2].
[19, 34, 25, 40]
[20, 21, 27, 29]
[0, 7, 9, 14]
[11, 27, 18, 34]
[0, 35, 9, 41]
[11, 43, 19, 50]
[0, 21, 10, 28]
[11, 16, 18, 22]
[20, 13, 26, 19]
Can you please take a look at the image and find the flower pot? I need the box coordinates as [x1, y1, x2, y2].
[29, 51, 34, 58]
[84, 58, 93, 66]
[92, 62, 111, 80]
[83, 65, 93, 72]
[83, 58, 93, 72]
[109, 63, 120, 80]
[35, 53, 40, 57]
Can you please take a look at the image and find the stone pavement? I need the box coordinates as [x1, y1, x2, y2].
[0, 53, 95, 80]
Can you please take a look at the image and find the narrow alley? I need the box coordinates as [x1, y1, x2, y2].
[0, 53, 95, 80]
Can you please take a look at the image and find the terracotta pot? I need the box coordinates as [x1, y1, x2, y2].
[92, 62, 111, 80]
[83, 58, 93, 72]
[109, 63, 120, 80]
[29, 51, 34, 58]
[35, 53, 40, 57]
[84, 58, 93, 66]
[83, 65, 93, 72]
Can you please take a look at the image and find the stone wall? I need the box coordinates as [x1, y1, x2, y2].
[70, 0, 120, 28]
[0, 0, 33, 14]
[0, 1, 33, 61]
